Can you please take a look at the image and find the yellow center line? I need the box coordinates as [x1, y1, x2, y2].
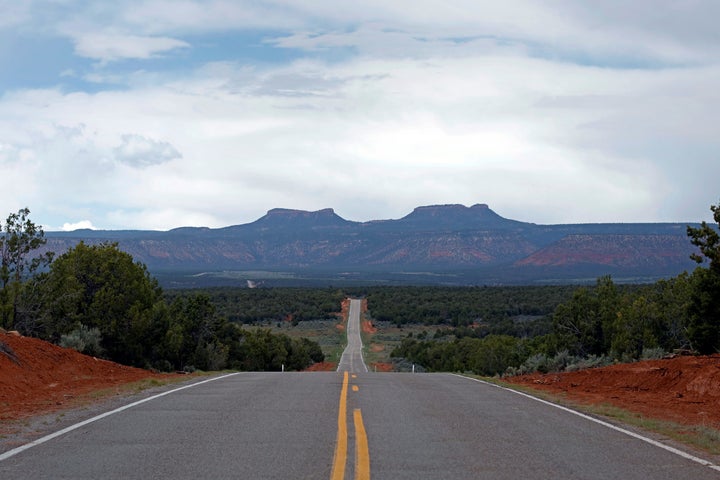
[354, 409, 371, 480]
[331, 373, 371, 480]
[331, 371, 349, 480]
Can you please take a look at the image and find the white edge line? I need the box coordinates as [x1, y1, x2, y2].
[356, 300, 368, 373]
[0, 372, 241, 462]
[358, 324, 368, 374]
[450, 373, 720, 472]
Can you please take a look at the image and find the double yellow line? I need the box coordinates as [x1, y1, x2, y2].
[331, 372, 370, 480]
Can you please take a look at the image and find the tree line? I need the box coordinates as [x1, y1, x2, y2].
[0, 210, 324, 372]
[165, 287, 346, 325]
[356, 284, 585, 327]
[389, 275, 692, 375]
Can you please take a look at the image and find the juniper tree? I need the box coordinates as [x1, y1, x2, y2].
[0, 208, 53, 329]
[686, 201, 720, 353]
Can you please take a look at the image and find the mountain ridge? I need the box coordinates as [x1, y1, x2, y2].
[42, 204, 701, 286]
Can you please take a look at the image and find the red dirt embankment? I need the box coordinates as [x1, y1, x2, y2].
[336, 298, 351, 332]
[0, 332, 169, 421]
[369, 362, 394, 372]
[506, 355, 720, 428]
[304, 361, 336, 372]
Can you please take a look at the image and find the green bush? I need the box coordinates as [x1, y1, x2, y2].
[60, 324, 104, 357]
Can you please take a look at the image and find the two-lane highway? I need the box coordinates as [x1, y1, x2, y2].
[2, 298, 719, 479]
[5, 371, 717, 479]
[337, 298, 368, 374]
[333, 297, 370, 479]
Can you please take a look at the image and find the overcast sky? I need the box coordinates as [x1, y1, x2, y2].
[1, 1, 718, 231]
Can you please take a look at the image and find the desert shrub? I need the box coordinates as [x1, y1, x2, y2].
[640, 347, 666, 360]
[390, 357, 426, 373]
[60, 324, 104, 357]
[520, 353, 549, 374]
[564, 354, 613, 372]
[152, 359, 174, 372]
[508, 350, 613, 376]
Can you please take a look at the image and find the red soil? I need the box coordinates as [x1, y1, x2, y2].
[303, 361, 337, 372]
[0, 332, 173, 422]
[339, 298, 350, 319]
[369, 362, 394, 372]
[506, 355, 720, 428]
[335, 298, 350, 332]
[362, 321, 377, 334]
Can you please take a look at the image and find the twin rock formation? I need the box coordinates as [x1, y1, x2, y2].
[45, 204, 698, 284]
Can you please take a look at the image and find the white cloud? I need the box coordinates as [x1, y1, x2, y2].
[1, 1, 719, 229]
[72, 33, 190, 61]
[113, 134, 182, 167]
[119, 0, 304, 33]
[3, 49, 719, 227]
[62, 220, 96, 231]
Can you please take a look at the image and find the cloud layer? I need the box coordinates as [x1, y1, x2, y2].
[0, 1, 718, 230]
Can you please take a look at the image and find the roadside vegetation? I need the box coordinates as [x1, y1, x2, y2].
[383, 275, 688, 375]
[0, 209, 325, 372]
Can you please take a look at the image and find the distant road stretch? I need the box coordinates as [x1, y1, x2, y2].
[2, 304, 719, 479]
[337, 298, 368, 374]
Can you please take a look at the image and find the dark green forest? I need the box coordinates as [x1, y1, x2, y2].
[2, 201, 719, 376]
[356, 285, 584, 326]
[164, 287, 346, 325]
[387, 274, 696, 375]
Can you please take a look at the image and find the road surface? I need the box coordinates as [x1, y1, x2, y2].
[2, 302, 719, 479]
[337, 298, 368, 373]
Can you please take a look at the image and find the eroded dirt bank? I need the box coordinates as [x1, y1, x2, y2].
[506, 355, 720, 428]
[0, 332, 172, 423]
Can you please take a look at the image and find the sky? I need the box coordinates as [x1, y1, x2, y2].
[1, 1, 719, 231]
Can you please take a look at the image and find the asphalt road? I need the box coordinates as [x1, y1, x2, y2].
[2, 372, 719, 479]
[337, 298, 368, 373]
[2, 299, 719, 479]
